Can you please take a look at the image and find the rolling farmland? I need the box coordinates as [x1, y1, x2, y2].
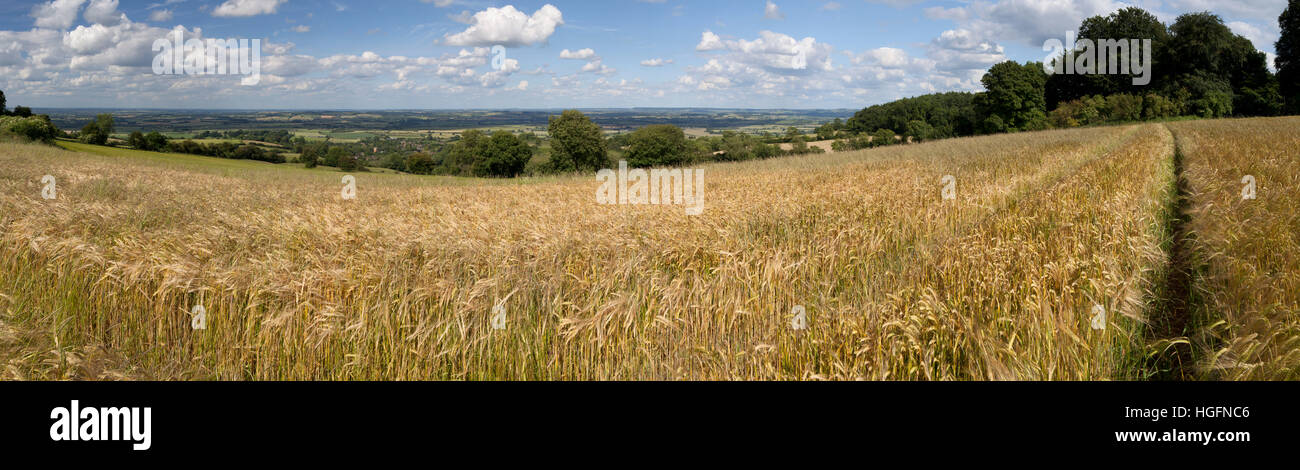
[0, 118, 1296, 380]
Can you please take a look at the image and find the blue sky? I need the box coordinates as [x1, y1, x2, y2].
[0, 0, 1290, 109]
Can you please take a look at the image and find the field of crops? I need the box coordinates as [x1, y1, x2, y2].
[1168, 118, 1300, 380]
[0, 117, 1295, 380]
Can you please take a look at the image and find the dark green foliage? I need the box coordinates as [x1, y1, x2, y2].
[845, 92, 977, 138]
[1279, 0, 1300, 113]
[713, 131, 778, 161]
[164, 139, 286, 163]
[625, 124, 691, 168]
[473, 131, 532, 178]
[974, 61, 1049, 133]
[80, 113, 114, 145]
[405, 152, 435, 175]
[1, 115, 60, 142]
[547, 110, 608, 172]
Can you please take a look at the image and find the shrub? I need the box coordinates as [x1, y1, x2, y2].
[2, 115, 60, 142]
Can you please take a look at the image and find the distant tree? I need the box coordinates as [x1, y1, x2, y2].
[473, 131, 532, 178]
[441, 130, 486, 175]
[80, 118, 111, 145]
[715, 130, 776, 161]
[905, 120, 935, 142]
[95, 113, 115, 136]
[1280, 0, 1300, 113]
[324, 146, 348, 168]
[787, 136, 811, 155]
[145, 131, 168, 151]
[13, 106, 31, 118]
[405, 152, 435, 175]
[871, 128, 897, 147]
[0, 89, 5, 115]
[300, 143, 323, 168]
[975, 61, 1049, 132]
[625, 124, 690, 168]
[846, 92, 978, 138]
[127, 131, 147, 149]
[547, 110, 609, 172]
[784, 126, 802, 142]
[338, 153, 361, 172]
[815, 122, 836, 140]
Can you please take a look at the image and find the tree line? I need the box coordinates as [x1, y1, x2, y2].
[836, 5, 1300, 142]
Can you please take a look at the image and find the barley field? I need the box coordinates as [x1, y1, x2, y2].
[0, 118, 1294, 380]
[1168, 117, 1300, 380]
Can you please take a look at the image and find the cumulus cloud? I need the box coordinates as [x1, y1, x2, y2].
[696, 30, 833, 73]
[212, 0, 287, 18]
[696, 31, 725, 51]
[84, 0, 122, 26]
[32, 0, 88, 30]
[442, 4, 564, 47]
[927, 29, 1007, 72]
[640, 58, 673, 66]
[559, 48, 595, 60]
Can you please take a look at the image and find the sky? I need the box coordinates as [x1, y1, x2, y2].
[0, 0, 1291, 110]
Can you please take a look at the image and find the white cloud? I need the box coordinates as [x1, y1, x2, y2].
[1227, 20, 1278, 53]
[696, 30, 833, 73]
[84, 0, 122, 26]
[640, 58, 673, 67]
[442, 4, 564, 47]
[149, 9, 174, 22]
[212, 0, 287, 18]
[292, 25, 310, 33]
[927, 29, 1007, 72]
[581, 58, 615, 74]
[559, 48, 596, 60]
[764, 1, 785, 20]
[32, 0, 88, 30]
[696, 31, 725, 51]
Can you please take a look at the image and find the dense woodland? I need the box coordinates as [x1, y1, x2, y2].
[837, 6, 1300, 148]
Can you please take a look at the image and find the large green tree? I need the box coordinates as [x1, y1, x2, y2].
[1280, 0, 1300, 113]
[79, 113, 114, 145]
[625, 124, 691, 168]
[473, 131, 532, 178]
[0, 89, 7, 115]
[1163, 12, 1275, 116]
[975, 61, 1049, 133]
[547, 110, 608, 172]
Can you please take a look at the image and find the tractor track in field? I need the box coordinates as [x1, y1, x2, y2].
[1148, 124, 1198, 380]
